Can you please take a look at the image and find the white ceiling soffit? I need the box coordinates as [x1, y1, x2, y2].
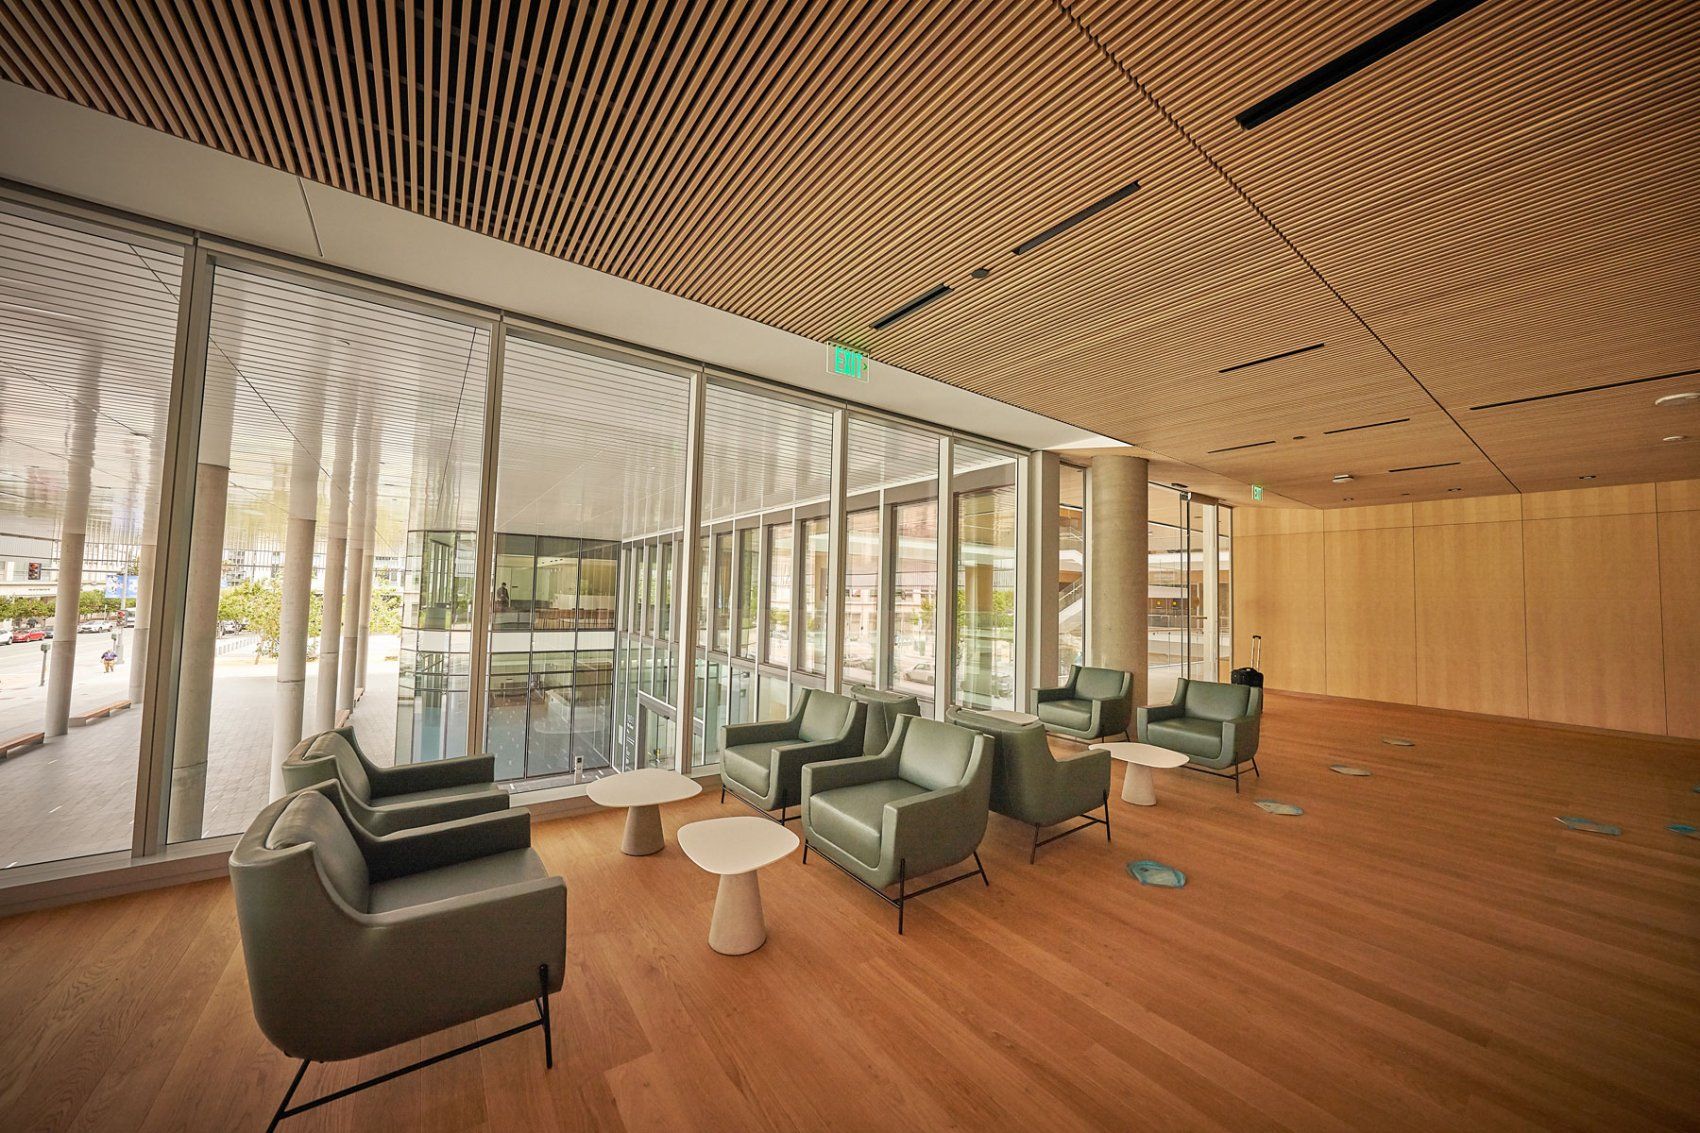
[0, 81, 1109, 454]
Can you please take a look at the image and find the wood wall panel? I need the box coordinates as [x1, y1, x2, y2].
[1234, 507, 1325, 536]
[1232, 532, 1326, 694]
[1414, 522, 1528, 718]
[1323, 527, 1416, 704]
[1522, 514, 1665, 735]
[1411, 494, 1523, 526]
[1321, 502, 1412, 532]
[1657, 479, 1700, 512]
[1520, 482, 1656, 520]
[1658, 510, 1700, 739]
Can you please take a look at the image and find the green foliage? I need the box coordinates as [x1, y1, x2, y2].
[369, 584, 402, 636]
[0, 590, 119, 625]
[218, 578, 322, 658]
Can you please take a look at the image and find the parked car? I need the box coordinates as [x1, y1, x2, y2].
[15, 627, 45, 643]
[0, 626, 13, 645]
[80, 620, 114, 634]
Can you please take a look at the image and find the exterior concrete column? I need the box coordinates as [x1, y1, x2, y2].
[313, 434, 357, 733]
[1028, 451, 1061, 691]
[1087, 453, 1149, 706]
[270, 442, 320, 798]
[336, 448, 370, 717]
[45, 387, 97, 736]
[127, 541, 156, 704]
[354, 540, 375, 696]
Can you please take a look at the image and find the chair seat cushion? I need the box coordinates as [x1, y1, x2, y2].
[367, 848, 548, 914]
[1037, 698, 1093, 731]
[1145, 718, 1224, 759]
[808, 778, 929, 868]
[721, 743, 776, 796]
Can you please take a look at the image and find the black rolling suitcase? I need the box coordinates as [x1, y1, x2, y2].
[1231, 635, 1264, 687]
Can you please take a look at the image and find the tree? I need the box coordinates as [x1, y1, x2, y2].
[369, 583, 402, 636]
[217, 579, 323, 659]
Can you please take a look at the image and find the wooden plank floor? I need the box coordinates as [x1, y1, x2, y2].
[2, 693, 1697, 1132]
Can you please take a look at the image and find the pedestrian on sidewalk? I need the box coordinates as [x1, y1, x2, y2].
[101, 648, 118, 673]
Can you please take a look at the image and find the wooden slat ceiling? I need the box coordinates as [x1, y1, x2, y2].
[2, 0, 1695, 507]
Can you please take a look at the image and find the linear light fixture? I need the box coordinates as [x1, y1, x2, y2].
[869, 283, 953, 331]
[1206, 439, 1277, 454]
[1469, 368, 1700, 410]
[1322, 417, 1409, 434]
[1387, 461, 1460, 473]
[1219, 342, 1325, 373]
[1236, 0, 1490, 130]
[1011, 178, 1141, 256]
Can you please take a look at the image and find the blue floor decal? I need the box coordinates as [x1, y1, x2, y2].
[1668, 824, 1697, 838]
[1255, 800, 1304, 816]
[1127, 860, 1187, 888]
[1557, 815, 1622, 836]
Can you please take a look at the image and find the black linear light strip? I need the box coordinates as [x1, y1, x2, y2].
[1322, 417, 1409, 435]
[1387, 461, 1460, 473]
[1218, 342, 1325, 373]
[1205, 439, 1276, 454]
[1011, 178, 1141, 256]
[870, 283, 954, 331]
[1468, 368, 1700, 411]
[1236, 0, 1492, 129]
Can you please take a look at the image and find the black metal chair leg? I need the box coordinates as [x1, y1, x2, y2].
[1103, 790, 1112, 843]
[1234, 764, 1242, 793]
[897, 859, 906, 935]
[1252, 757, 1261, 778]
[802, 838, 809, 863]
[975, 851, 989, 887]
[537, 965, 553, 1070]
[268, 1060, 311, 1133]
[1031, 824, 1040, 865]
[720, 784, 725, 804]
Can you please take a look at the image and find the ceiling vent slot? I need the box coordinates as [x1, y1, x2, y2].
[870, 284, 953, 331]
[1219, 342, 1325, 373]
[1237, 0, 1490, 130]
[1387, 461, 1461, 473]
[1011, 179, 1141, 256]
[1206, 439, 1277, 454]
[1322, 417, 1409, 435]
[1469, 368, 1700, 411]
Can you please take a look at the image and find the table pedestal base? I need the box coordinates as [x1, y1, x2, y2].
[621, 804, 665, 856]
[1121, 763, 1157, 806]
[709, 870, 767, 955]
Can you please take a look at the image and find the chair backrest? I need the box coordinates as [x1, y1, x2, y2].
[263, 788, 370, 911]
[849, 685, 922, 755]
[1181, 678, 1255, 722]
[896, 717, 981, 792]
[1074, 666, 1130, 701]
[310, 731, 373, 801]
[949, 709, 1051, 815]
[798, 689, 857, 743]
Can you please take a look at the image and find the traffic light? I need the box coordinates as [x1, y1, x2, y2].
[27, 562, 41, 580]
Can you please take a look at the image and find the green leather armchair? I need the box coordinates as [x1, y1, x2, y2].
[801, 715, 992, 933]
[1137, 678, 1263, 791]
[848, 684, 922, 754]
[1031, 665, 1133, 742]
[719, 689, 867, 823]
[281, 727, 508, 834]
[229, 781, 564, 1128]
[948, 707, 1112, 862]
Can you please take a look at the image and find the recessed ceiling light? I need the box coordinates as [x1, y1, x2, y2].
[969, 266, 991, 280]
[1343, 496, 1354, 501]
[1664, 435, 1690, 442]
[1171, 482, 1188, 489]
[1579, 474, 1596, 480]
[1447, 487, 1462, 492]
[1655, 392, 1700, 407]
[1331, 473, 1353, 483]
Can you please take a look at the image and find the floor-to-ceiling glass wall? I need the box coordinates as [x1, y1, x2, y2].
[0, 203, 181, 868]
[953, 443, 1018, 710]
[695, 378, 832, 766]
[168, 261, 489, 843]
[1147, 486, 1233, 703]
[491, 333, 690, 783]
[1058, 462, 1086, 681]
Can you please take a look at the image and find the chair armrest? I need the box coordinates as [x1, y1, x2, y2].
[803, 751, 898, 796]
[368, 754, 496, 797]
[358, 808, 533, 882]
[1137, 702, 1185, 727]
[358, 787, 509, 836]
[772, 737, 855, 779]
[723, 718, 798, 747]
[1031, 684, 1072, 707]
[1222, 714, 1261, 759]
[885, 783, 980, 866]
[1058, 746, 1112, 781]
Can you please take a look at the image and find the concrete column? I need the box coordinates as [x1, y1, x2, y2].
[165, 461, 229, 841]
[45, 399, 97, 737]
[313, 436, 357, 733]
[270, 444, 320, 797]
[1087, 453, 1149, 706]
[336, 451, 370, 717]
[127, 541, 156, 705]
[354, 542, 375, 697]
[1028, 451, 1061, 690]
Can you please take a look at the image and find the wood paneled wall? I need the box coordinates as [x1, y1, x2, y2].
[1233, 480, 1700, 739]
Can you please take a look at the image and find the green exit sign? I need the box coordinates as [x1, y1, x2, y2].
[830, 344, 867, 381]
[1252, 483, 1264, 501]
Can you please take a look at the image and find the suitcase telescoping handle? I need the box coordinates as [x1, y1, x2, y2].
[1251, 635, 1262, 670]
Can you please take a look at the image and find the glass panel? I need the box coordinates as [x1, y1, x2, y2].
[1147, 485, 1187, 705]
[711, 531, 732, 653]
[0, 207, 182, 868]
[800, 516, 828, 674]
[953, 444, 1017, 710]
[736, 527, 759, 659]
[757, 674, 793, 721]
[1058, 463, 1085, 682]
[766, 523, 792, 665]
[890, 499, 938, 699]
[842, 509, 880, 686]
[171, 264, 489, 842]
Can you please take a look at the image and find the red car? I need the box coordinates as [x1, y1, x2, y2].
[14, 627, 46, 643]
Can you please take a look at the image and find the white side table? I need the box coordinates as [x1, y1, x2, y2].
[1096, 742, 1190, 805]
[978, 709, 1039, 726]
[586, 767, 703, 855]
[677, 816, 800, 955]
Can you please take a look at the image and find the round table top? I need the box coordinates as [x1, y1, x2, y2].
[978, 709, 1040, 725]
[1094, 741, 1190, 769]
[677, 816, 800, 875]
[585, 767, 703, 808]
